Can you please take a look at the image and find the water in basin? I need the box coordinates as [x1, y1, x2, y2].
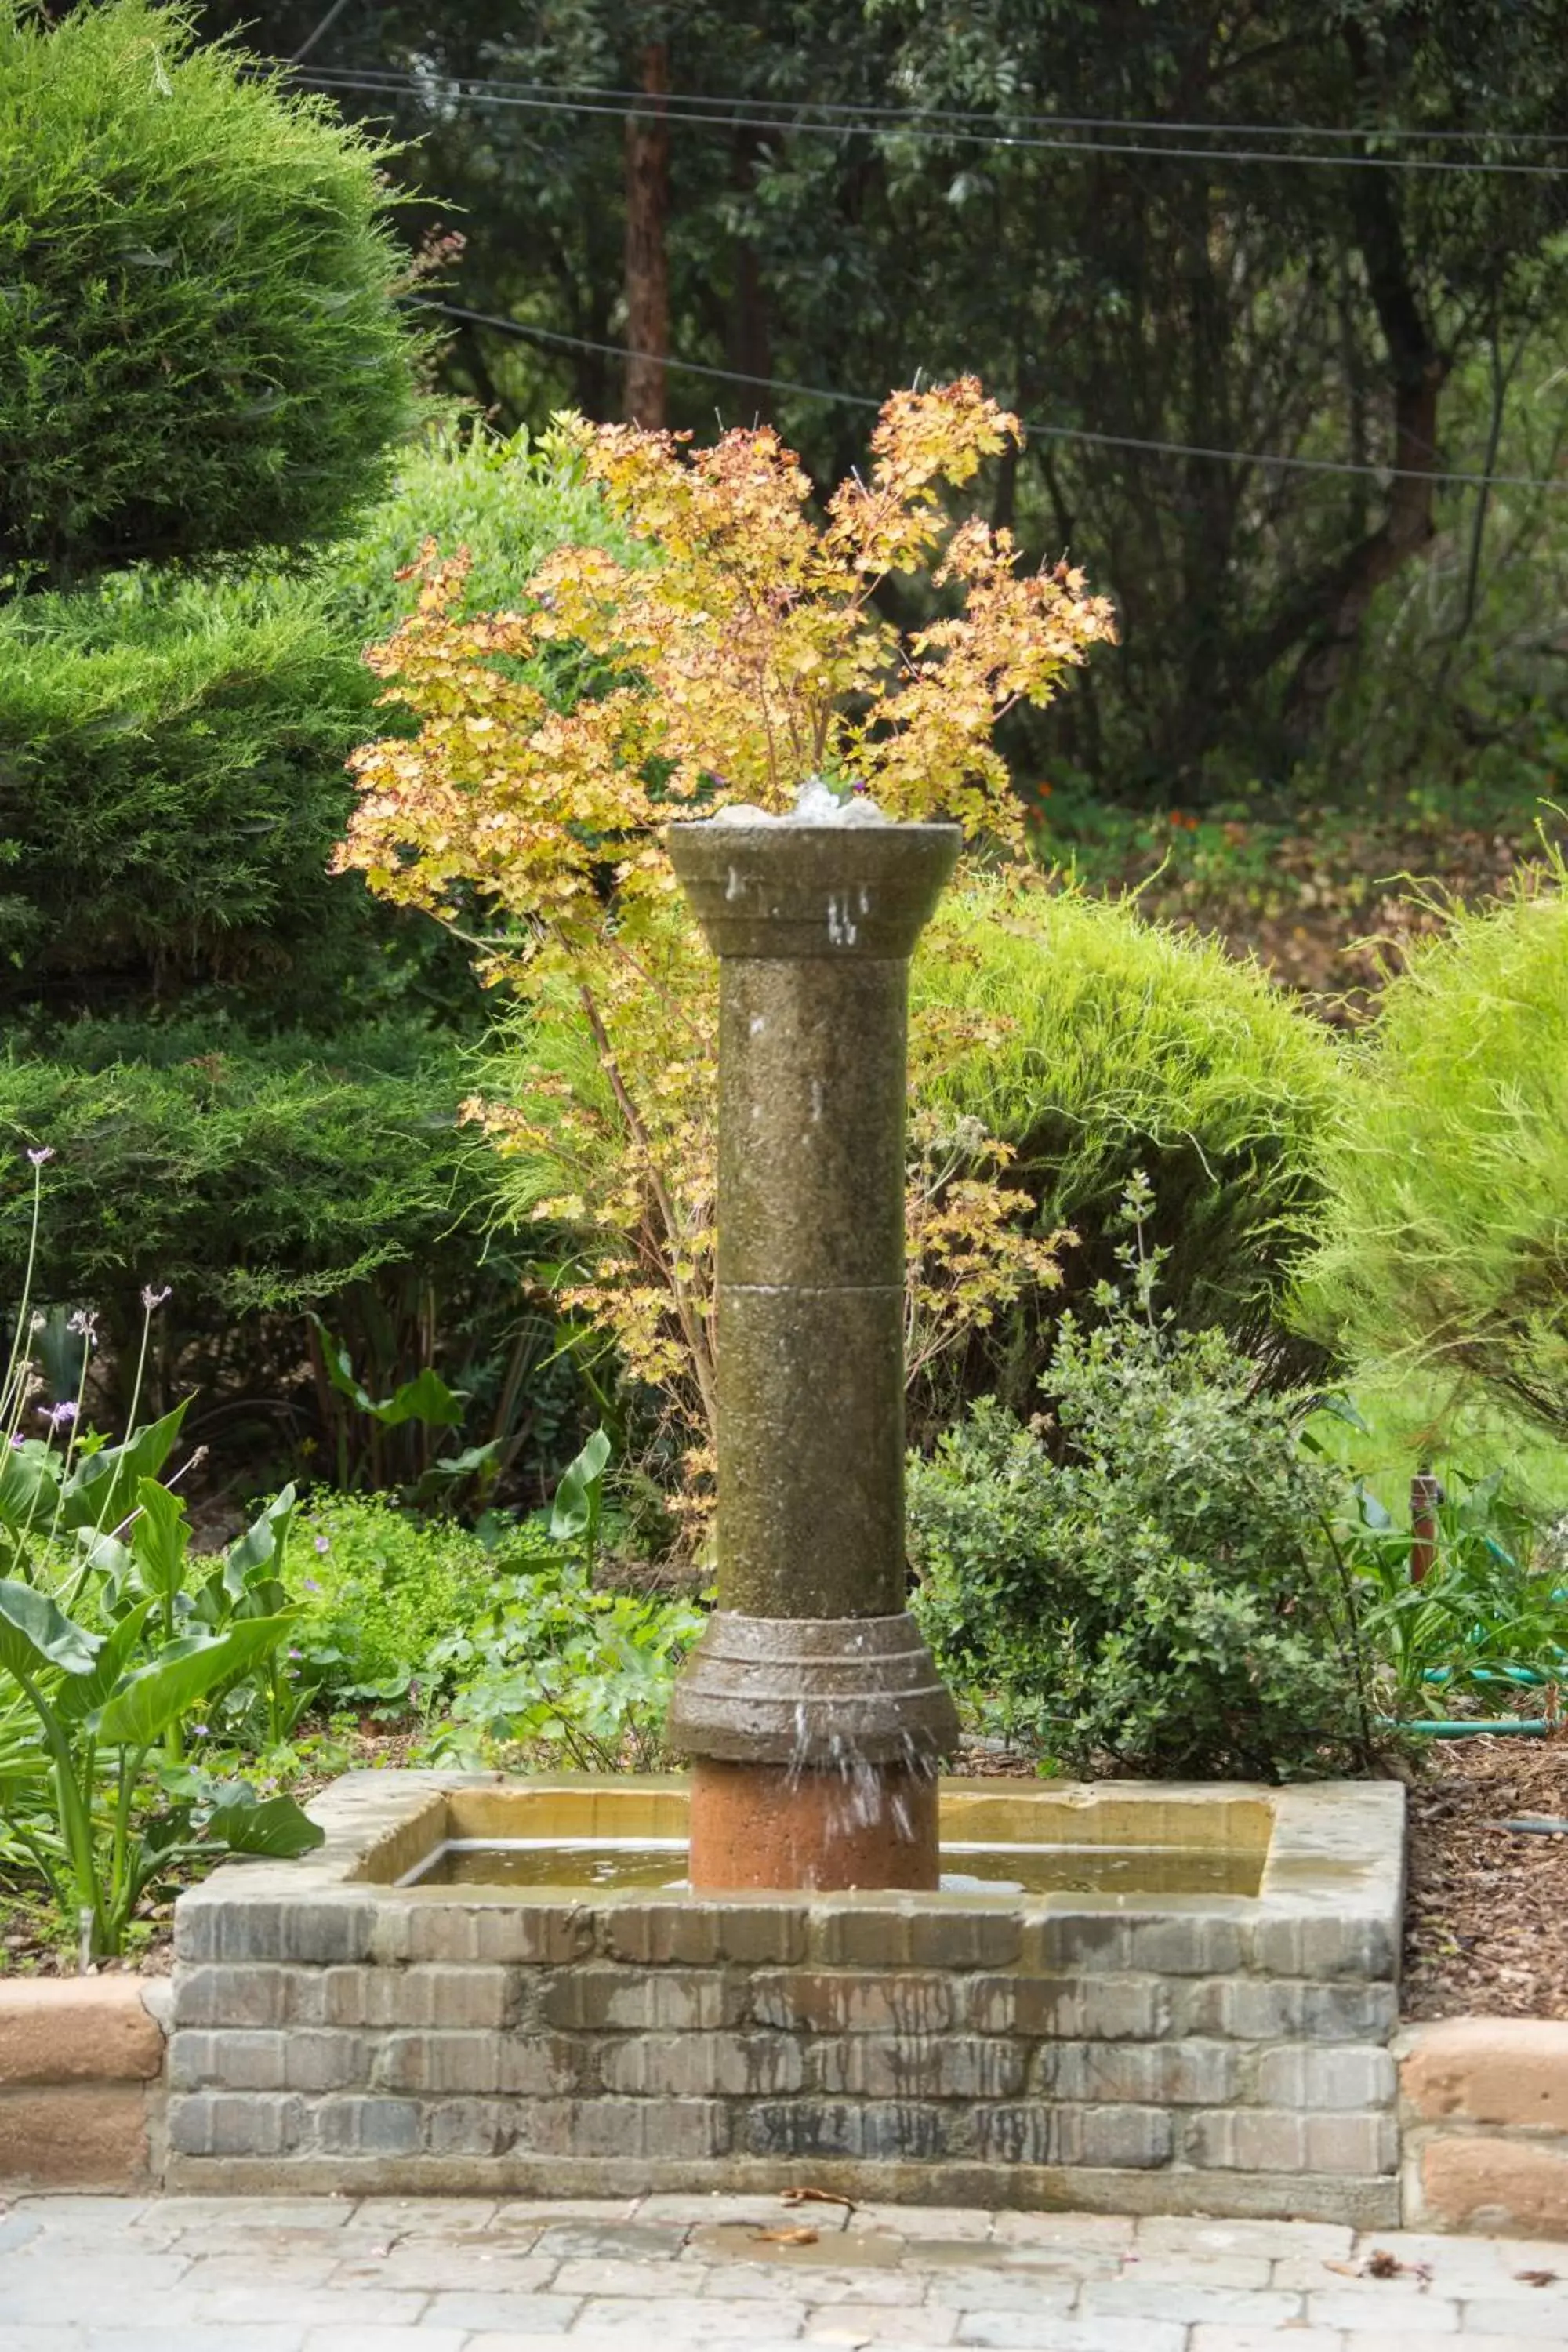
[402, 1837, 1264, 1896]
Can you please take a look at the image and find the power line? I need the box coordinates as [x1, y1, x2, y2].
[436, 306, 881, 410]
[430, 303, 1568, 492]
[287, 0, 359, 66]
[287, 60, 1568, 151]
[297, 67, 1568, 178]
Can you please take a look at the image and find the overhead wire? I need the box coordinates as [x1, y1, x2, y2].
[286, 60, 1568, 151]
[292, 66, 1568, 177]
[286, 0, 360, 67]
[430, 304, 1568, 493]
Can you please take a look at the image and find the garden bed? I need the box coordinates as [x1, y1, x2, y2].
[1404, 1733, 1568, 2020]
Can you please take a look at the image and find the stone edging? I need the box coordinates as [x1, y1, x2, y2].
[1399, 2016, 1568, 2237]
[0, 1976, 169, 2190]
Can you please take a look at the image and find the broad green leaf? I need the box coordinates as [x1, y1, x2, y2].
[207, 1793, 325, 1860]
[427, 1440, 502, 1479]
[550, 1426, 611, 1542]
[1356, 1481, 1393, 1533]
[74, 1526, 134, 1585]
[368, 1367, 466, 1430]
[307, 1319, 464, 1428]
[93, 1613, 294, 1748]
[309, 1314, 376, 1414]
[54, 1599, 154, 1725]
[0, 1579, 100, 1679]
[60, 1398, 191, 1533]
[223, 1484, 296, 1598]
[0, 1439, 63, 1537]
[131, 1479, 189, 1601]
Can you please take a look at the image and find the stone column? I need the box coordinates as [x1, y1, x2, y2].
[665, 815, 961, 1890]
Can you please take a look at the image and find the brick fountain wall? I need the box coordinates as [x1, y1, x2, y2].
[161, 1771, 1407, 2225]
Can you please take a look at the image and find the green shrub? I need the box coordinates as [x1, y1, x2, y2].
[0, 1013, 485, 1314]
[0, 1016, 561, 1479]
[0, 569, 396, 995]
[907, 1187, 1377, 1780]
[1292, 863, 1568, 1446]
[321, 419, 646, 643]
[912, 877, 1342, 1395]
[0, 426, 642, 1007]
[0, 0, 419, 587]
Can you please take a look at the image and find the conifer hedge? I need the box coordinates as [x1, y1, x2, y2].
[0, 0, 419, 588]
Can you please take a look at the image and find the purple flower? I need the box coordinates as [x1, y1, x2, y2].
[67, 1309, 99, 1342]
[314, 1534, 330, 1555]
[9, 1432, 24, 1450]
[140, 1284, 172, 1312]
[36, 1399, 78, 1430]
[288, 1647, 301, 1661]
[303, 1577, 321, 1593]
[191, 1723, 209, 1737]
[26, 1145, 54, 1167]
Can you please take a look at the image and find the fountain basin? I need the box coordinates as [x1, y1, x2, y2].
[168, 1769, 1405, 2223]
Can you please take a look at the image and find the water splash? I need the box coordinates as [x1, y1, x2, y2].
[705, 775, 889, 828]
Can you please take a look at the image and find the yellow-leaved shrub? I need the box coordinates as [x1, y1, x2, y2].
[334, 382, 1114, 1494]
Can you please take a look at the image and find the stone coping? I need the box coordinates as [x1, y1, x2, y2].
[174, 1771, 1406, 1979]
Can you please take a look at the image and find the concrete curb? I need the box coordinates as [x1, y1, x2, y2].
[0, 1975, 169, 2190]
[1399, 2017, 1568, 2234]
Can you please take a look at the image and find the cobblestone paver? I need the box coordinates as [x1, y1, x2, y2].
[1, 2194, 1563, 2350]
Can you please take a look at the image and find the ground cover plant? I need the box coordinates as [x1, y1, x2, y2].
[1342, 1465, 1568, 1721]
[0, 1164, 321, 1958]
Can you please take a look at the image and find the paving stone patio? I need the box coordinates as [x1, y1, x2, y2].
[0, 2193, 1563, 2350]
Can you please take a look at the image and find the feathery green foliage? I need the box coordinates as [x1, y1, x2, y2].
[0, 568, 390, 995]
[0, 1011, 492, 1351]
[1293, 860, 1568, 1446]
[321, 418, 647, 641]
[0, 0, 419, 587]
[912, 877, 1342, 1370]
[0, 426, 641, 1007]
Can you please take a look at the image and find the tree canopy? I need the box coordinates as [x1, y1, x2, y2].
[189, 2, 1568, 793]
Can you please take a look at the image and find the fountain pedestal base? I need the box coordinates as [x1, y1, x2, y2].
[687, 1755, 939, 1891]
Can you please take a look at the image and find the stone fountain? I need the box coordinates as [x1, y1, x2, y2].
[165, 786, 1408, 2220]
[662, 789, 961, 1890]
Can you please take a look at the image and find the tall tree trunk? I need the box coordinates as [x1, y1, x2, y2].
[1280, 31, 1447, 739]
[623, 42, 670, 426]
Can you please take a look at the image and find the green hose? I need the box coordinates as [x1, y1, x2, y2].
[1392, 1717, 1550, 1737]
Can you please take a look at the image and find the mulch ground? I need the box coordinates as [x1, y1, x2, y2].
[1403, 1731, 1568, 2019]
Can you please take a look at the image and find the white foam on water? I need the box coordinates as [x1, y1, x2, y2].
[704, 775, 889, 828]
